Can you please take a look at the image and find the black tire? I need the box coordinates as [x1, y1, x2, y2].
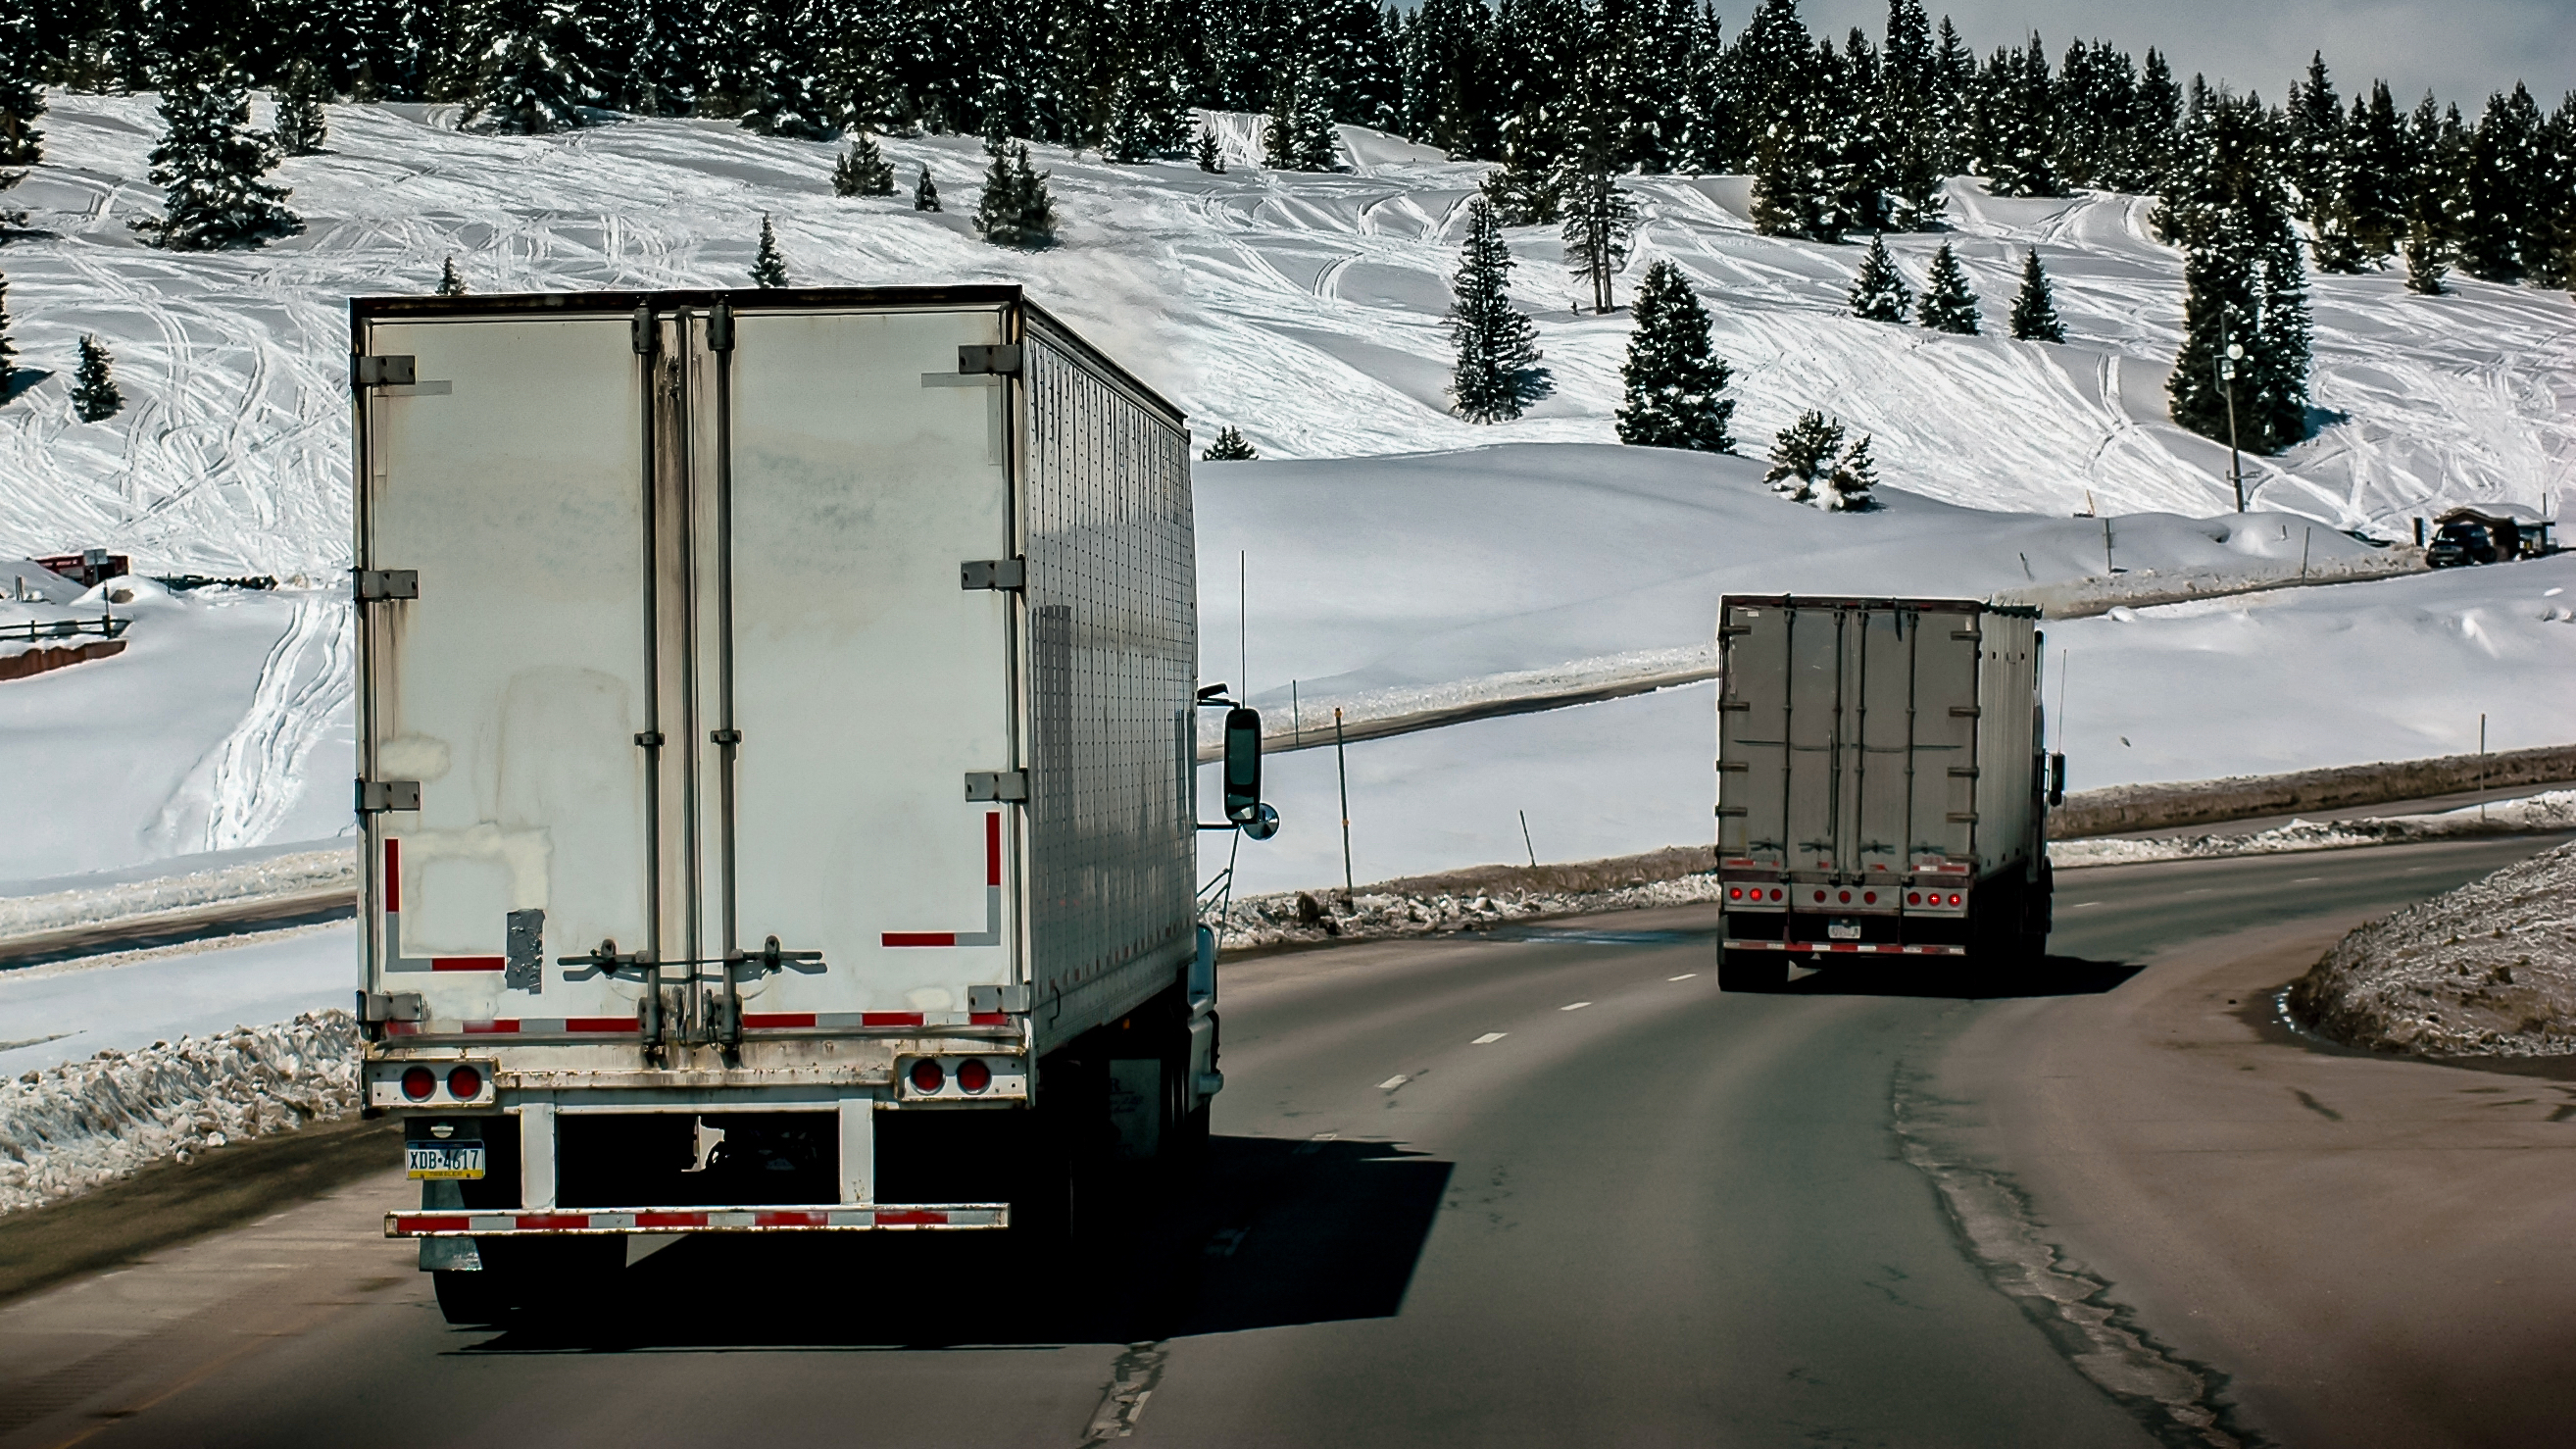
[1717, 950, 1788, 992]
[432, 1265, 514, 1325]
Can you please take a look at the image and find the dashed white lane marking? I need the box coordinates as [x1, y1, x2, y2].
[1560, 1001, 1591, 1011]
[1668, 973, 1697, 981]
[2291, 876, 2323, 883]
[1471, 1032, 1507, 1045]
[1376, 1074, 1409, 1090]
[2071, 901, 2102, 909]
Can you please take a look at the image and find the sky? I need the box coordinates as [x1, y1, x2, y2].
[1795, 0, 2576, 111]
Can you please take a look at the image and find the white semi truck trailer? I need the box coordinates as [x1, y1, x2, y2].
[1713, 595, 2064, 991]
[348, 287, 1272, 1323]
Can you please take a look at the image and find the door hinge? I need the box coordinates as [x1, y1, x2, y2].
[1949, 705, 1981, 718]
[353, 569, 418, 603]
[1946, 812, 1979, 823]
[958, 343, 1022, 376]
[968, 984, 1032, 1014]
[357, 779, 421, 813]
[1951, 629, 1982, 642]
[634, 730, 665, 747]
[965, 770, 1029, 802]
[961, 558, 1026, 591]
[1718, 625, 1752, 638]
[1947, 766, 1980, 777]
[352, 354, 417, 388]
[1716, 805, 1751, 817]
[356, 990, 426, 1024]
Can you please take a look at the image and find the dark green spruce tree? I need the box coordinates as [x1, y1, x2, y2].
[1848, 234, 1911, 321]
[2008, 249, 2063, 340]
[435, 255, 467, 295]
[750, 214, 790, 286]
[1264, 69, 1338, 172]
[0, 267, 15, 387]
[972, 139, 1056, 248]
[2164, 94, 2311, 456]
[1196, 125, 1224, 174]
[1616, 259, 1734, 453]
[72, 334, 124, 422]
[1202, 425, 1257, 460]
[1448, 196, 1551, 422]
[2460, 84, 2543, 283]
[132, 53, 303, 251]
[1560, 170, 1637, 314]
[914, 165, 940, 212]
[0, 0, 42, 168]
[834, 132, 896, 196]
[273, 58, 329, 156]
[460, 0, 589, 134]
[1915, 241, 1978, 332]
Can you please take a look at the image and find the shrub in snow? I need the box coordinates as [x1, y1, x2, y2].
[0, 0, 41, 168]
[2009, 248, 2064, 342]
[1202, 425, 1256, 461]
[972, 139, 1055, 249]
[1766, 410, 1877, 511]
[750, 213, 790, 287]
[2403, 223, 2449, 295]
[0, 1012, 362, 1216]
[459, 0, 588, 135]
[1561, 170, 1637, 314]
[1914, 242, 1978, 334]
[1195, 125, 1223, 175]
[434, 254, 466, 295]
[72, 333, 122, 422]
[1848, 234, 1912, 322]
[272, 58, 328, 157]
[833, 132, 896, 196]
[1617, 260, 1734, 454]
[131, 51, 302, 252]
[1447, 197, 1551, 424]
[914, 164, 940, 212]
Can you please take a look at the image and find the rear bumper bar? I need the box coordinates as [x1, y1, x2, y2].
[386, 1203, 1009, 1236]
[1725, 939, 1968, 957]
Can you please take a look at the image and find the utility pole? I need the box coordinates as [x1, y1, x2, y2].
[2216, 307, 2246, 512]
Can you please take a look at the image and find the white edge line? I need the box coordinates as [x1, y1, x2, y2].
[1376, 1074, 1408, 1090]
[1560, 1001, 1591, 1011]
[1668, 973, 1697, 980]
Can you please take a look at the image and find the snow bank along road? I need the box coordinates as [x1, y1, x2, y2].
[4, 833, 2566, 1449]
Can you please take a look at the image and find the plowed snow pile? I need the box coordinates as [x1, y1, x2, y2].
[0, 1010, 360, 1215]
[2288, 842, 2576, 1059]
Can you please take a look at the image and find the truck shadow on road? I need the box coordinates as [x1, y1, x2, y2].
[457, 1135, 1451, 1354]
[1777, 954, 2142, 1000]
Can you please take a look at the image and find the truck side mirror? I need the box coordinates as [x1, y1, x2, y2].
[2047, 753, 2067, 808]
[1223, 707, 1263, 824]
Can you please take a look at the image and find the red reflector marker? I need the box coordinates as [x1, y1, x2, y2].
[1907, 892, 1920, 905]
[1863, 891, 1877, 905]
[958, 1059, 992, 1094]
[401, 1066, 435, 1101]
[910, 1058, 946, 1093]
[1770, 889, 1783, 901]
[446, 1065, 482, 1100]
[1813, 890, 1825, 902]
[1838, 890, 1851, 904]
[1949, 893, 1961, 906]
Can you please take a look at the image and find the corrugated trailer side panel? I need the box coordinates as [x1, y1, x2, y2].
[1971, 611, 2042, 877]
[1019, 321, 1198, 1054]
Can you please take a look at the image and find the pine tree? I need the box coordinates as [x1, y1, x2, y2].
[1915, 241, 1978, 332]
[1982, 34, 2063, 197]
[1263, 69, 1337, 172]
[0, 267, 14, 384]
[1616, 259, 1734, 453]
[1448, 196, 1551, 422]
[1847, 234, 1911, 321]
[750, 214, 789, 286]
[132, 52, 303, 252]
[1202, 425, 1257, 460]
[2165, 94, 2311, 457]
[2342, 81, 2410, 262]
[1196, 125, 1224, 174]
[1560, 170, 1637, 313]
[2533, 94, 2576, 291]
[0, 0, 48, 167]
[71, 333, 124, 422]
[1764, 410, 1843, 501]
[2403, 222, 2449, 294]
[834, 132, 896, 196]
[2461, 84, 2543, 283]
[273, 58, 329, 157]
[460, 0, 589, 134]
[435, 255, 467, 295]
[2008, 248, 2063, 341]
[1823, 432, 1877, 510]
[915, 165, 940, 211]
[2287, 52, 2363, 272]
[972, 140, 1056, 249]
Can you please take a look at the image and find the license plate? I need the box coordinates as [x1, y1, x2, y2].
[1826, 920, 1861, 940]
[406, 1143, 486, 1180]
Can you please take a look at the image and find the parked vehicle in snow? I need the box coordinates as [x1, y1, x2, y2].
[1712, 596, 2061, 990]
[2425, 521, 2499, 568]
[348, 286, 1270, 1323]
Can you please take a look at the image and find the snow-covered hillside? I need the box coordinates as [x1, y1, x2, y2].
[3, 95, 2570, 578]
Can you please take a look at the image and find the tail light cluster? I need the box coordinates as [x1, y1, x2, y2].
[1907, 891, 1965, 907]
[1726, 886, 1786, 902]
[900, 1056, 1020, 1100]
[380, 1061, 493, 1108]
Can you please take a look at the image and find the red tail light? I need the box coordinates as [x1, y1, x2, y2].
[446, 1065, 482, 1099]
[1948, 893, 1961, 906]
[1729, 887, 1743, 900]
[1837, 890, 1852, 904]
[1769, 889, 1783, 901]
[910, 1058, 946, 1093]
[958, 1059, 992, 1094]
[1863, 891, 1877, 905]
[1907, 892, 1921, 905]
[401, 1066, 435, 1101]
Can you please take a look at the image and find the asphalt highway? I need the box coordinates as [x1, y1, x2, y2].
[2, 833, 2564, 1449]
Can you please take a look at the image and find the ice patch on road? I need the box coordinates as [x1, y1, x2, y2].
[0, 1010, 360, 1217]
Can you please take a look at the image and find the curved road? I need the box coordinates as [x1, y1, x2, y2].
[1, 834, 2565, 1449]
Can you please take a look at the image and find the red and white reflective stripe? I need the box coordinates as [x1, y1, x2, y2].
[456, 1018, 641, 1034]
[1725, 939, 1970, 957]
[385, 1204, 1009, 1235]
[381, 838, 506, 974]
[734, 1011, 1012, 1029]
[882, 812, 1004, 948]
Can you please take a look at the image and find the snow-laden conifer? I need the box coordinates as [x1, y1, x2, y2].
[1847, 234, 1911, 322]
[435, 255, 467, 295]
[1914, 242, 1978, 332]
[1560, 170, 1637, 314]
[72, 334, 124, 422]
[0, 267, 14, 385]
[2008, 248, 2063, 341]
[2461, 84, 2543, 284]
[1616, 259, 1734, 453]
[1263, 70, 1338, 173]
[834, 132, 896, 196]
[972, 139, 1055, 249]
[132, 52, 303, 252]
[0, 0, 48, 167]
[1825, 432, 1876, 509]
[750, 214, 789, 287]
[460, 0, 589, 135]
[1195, 125, 1224, 175]
[2163, 92, 2311, 455]
[914, 165, 939, 212]
[272, 60, 329, 157]
[1447, 196, 1551, 423]
[2403, 223, 2449, 295]
[1764, 411, 1841, 499]
[1202, 425, 1257, 461]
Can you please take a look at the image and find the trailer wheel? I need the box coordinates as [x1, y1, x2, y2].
[1717, 951, 1787, 992]
[432, 1265, 514, 1325]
